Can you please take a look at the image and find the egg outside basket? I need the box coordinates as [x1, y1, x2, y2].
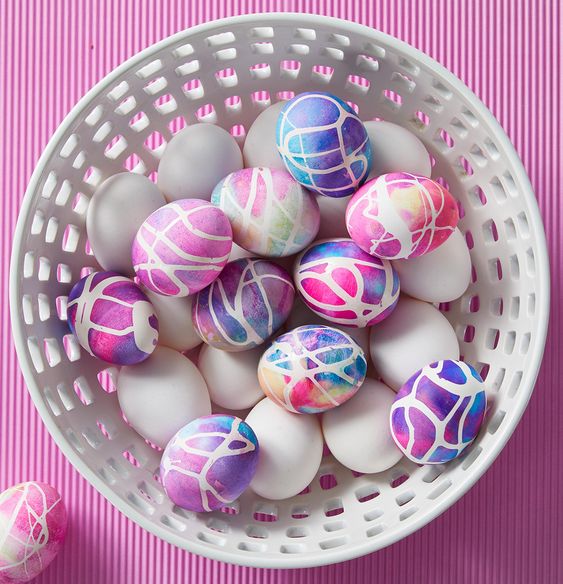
[9, 13, 549, 568]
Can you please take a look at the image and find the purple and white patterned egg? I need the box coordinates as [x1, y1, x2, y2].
[193, 258, 295, 351]
[294, 238, 400, 328]
[67, 271, 158, 365]
[132, 199, 233, 297]
[0, 482, 67, 583]
[276, 92, 372, 198]
[160, 415, 259, 512]
[346, 172, 460, 260]
[211, 167, 320, 257]
[390, 360, 487, 464]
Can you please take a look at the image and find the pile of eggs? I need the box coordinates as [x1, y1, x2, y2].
[65, 90, 487, 514]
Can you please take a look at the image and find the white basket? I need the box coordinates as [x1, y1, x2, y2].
[10, 14, 550, 568]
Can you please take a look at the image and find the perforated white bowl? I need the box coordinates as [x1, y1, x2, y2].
[10, 13, 549, 568]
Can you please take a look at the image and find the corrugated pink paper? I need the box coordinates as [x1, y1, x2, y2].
[1, 1, 561, 582]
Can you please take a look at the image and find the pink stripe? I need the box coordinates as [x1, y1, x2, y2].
[1, 1, 561, 582]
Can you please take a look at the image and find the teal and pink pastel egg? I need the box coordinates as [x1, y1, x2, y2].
[346, 172, 459, 260]
[0, 482, 67, 583]
[258, 325, 367, 414]
[132, 199, 232, 297]
[192, 258, 295, 351]
[211, 167, 320, 257]
[67, 271, 158, 365]
[160, 415, 259, 512]
[390, 360, 487, 464]
[276, 92, 372, 198]
[294, 238, 399, 328]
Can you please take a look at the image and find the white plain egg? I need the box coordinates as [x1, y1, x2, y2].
[143, 290, 201, 352]
[365, 120, 432, 180]
[228, 242, 254, 262]
[322, 378, 403, 473]
[117, 346, 211, 448]
[86, 172, 165, 276]
[242, 102, 286, 170]
[198, 344, 264, 410]
[286, 297, 369, 355]
[315, 194, 351, 240]
[393, 228, 472, 303]
[246, 398, 323, 500]
[158, 124, 243, 201]
[369, 296, 460, 391]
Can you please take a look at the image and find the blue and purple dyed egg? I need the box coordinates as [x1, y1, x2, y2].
[192, 258, 295, 351]
[276, 92, 372, 198]
[294, 238, 400, 328]
[67, 271, 159, 365]
[160, 415, 259, 512]
[390, 360, 487, 464]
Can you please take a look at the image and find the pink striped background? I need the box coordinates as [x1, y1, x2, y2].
[1, 0, 561, 582]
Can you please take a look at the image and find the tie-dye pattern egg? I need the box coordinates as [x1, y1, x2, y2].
[258, 325, 367, 414]
[346, 172, 459, 260]
[211, 167, 320, 257]
[276, 92, 372, 198]
[294, 238, 400, 328]
[160, 415, 259, 512]
[390, 360, 487, 464]
[0, 482, 67, 583]
[132, 199, 233, 297]
[192, 258, 295, 351]
[67, 271, 159, 365]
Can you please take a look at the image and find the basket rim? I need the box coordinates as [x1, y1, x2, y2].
[9, 12, 550, 569]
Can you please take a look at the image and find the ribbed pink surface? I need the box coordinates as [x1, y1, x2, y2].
[1, 1, 561, 582]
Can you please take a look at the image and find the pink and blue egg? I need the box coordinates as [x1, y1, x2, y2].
[276, 92, 372, 198]
[67, 271, 158, 365]
[390, 359, 487, 464]
[132, 199, 233, 297]
[346, 172, 460, 260]
[294, 238, 400, 328]
[258, 324, 367, 414]
[192, 258, 295, 351]
[0, 482, 67, 583]
[160, 415, 259, 512]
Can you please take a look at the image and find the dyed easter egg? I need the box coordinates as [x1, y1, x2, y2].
[346, 172, 459, 260]
[276, 92, 372, 198]
[0, 482, 67, 583]
[160, 415, 259, 512]
[390, 360, 487, 464]
[192, 258, 295, 351]
[294, 238, 400, 328]
[67, 271, 158, 365]
[258, 325, 367, 414]
[211, 167, 320, 257]
[132, 199, 233, 297]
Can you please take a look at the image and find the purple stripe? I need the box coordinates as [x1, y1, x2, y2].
[1, 0, 562, 582]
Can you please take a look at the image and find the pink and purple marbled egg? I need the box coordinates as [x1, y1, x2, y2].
[67, 271, 158, 365]
[390, 360, 487, 464]
[0, 482, 67, 583]
[160, 415, 259, 512]
[294, 238, 400, 328]
[211, 167, 320, 257]
[132, 199, 233, 297]
[346, 172, 460, 260]
[193, 258, 295, 351]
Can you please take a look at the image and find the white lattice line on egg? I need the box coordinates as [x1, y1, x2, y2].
[346, 173, 456, 259]
[277, 93, 370, 192]
[296, 253, 398, 326]
[66, 273, 157, 355]
[0, 483, 61, 577]
[161, 418, 256, 512]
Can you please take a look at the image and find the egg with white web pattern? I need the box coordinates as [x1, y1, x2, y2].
[160, 415, 259, 512]
[67, 271, 158, 365]
[276, 92, 372, 198]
